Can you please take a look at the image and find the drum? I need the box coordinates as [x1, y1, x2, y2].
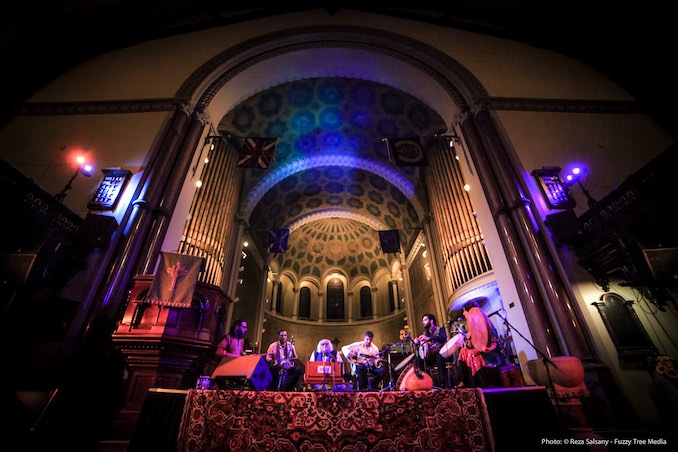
[466, 307, 495, 352]
[417, 341, 440, 360]
[439, 333, 464, 359]
[393, 353, 415, 373]
[396, 364, 433, 391]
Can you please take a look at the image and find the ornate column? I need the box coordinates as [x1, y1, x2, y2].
[457, 107, 562, 357]
[422, 220, 448, 323]
[139, 108, 208, 275]
[471, 103, 593, 358]
[78, 104, 195, 343]
[390, 280, 400, 313]
[271, 280, 281, 313]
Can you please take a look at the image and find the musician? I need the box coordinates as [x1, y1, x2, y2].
[266, 329, 302, 391]
[413, 313, 448, 388]
[309, 339, 338, 362]
[457, 301, 502, 388]
[215, 319, 247, 357]
[309, 339, 342, 390]
[341, 331, 386, 391]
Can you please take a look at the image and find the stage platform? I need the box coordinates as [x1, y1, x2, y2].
[127, 385, 565, 451]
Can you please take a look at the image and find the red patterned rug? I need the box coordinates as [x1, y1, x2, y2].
[178, 389, 494, 451]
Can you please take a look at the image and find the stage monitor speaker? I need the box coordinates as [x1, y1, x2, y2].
[211, 355, 272, 391]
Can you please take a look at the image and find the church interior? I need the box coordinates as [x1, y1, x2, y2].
[1, 4, 677, 451]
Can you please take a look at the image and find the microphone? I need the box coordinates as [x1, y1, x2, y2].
[487, 309, 502, 317]
[290, 335, 295, 344]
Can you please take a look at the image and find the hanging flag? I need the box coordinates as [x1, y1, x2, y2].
[268, 228, 290, 254]
[235, 137, 278, 169]
[146, 252, 204, 308]
[378, 229, 401, 253]
[387, 137, 427, 167]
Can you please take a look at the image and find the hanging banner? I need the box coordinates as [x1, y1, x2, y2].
[235, 137, 278, 169]
[387, 137, 427, 167]
[146, 252, 204, 308]
[268, 228, 290, 254]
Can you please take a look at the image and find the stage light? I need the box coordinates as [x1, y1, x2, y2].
[563, 165, 597, 209]
[55, 154, 94, 203]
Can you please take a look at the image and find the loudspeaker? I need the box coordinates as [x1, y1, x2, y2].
[211, 355, 272, 391]
[545, 210, 579, 245]
[642, 248, 678, 286]
[81, 213, 118, 247]
[378, 229, 401, 253]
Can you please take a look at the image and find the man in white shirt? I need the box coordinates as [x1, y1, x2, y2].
[341, 331, 386, 390]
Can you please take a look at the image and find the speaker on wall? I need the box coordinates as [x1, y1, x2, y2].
[211, 355, 272, 391]
[81, 213, 118, 248]
[378, 229, 401, 253]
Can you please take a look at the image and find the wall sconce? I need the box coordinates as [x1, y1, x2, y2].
[434, 131, 460, 149]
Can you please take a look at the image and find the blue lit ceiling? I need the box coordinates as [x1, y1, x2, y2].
[219, 77, 446, 280]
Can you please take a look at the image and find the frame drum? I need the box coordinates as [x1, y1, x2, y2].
[393, 353, 415, 373]
[439, 333, 464, 359]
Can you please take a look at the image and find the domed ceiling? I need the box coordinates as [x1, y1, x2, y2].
[219, 77, 446, 281]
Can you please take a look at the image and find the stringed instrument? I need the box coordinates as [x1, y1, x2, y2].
[347, 352, 385, 366]
[397, 364, 433, 391]
[265, 352, 297, 369]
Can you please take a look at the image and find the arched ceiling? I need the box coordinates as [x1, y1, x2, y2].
[219, 77, 446, 281]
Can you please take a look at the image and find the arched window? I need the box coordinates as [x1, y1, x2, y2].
[299, 287, 311, 319]
[275, 282, 284, 314]
[326, 279, 344, 320]
[388, 280, 399, 312]
[360, 286, 372, 318]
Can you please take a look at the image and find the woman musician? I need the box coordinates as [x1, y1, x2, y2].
[456, 300, 503, 388]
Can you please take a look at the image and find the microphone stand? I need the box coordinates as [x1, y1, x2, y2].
[493, 311, 564, 427]
[379, 341, 402, 392]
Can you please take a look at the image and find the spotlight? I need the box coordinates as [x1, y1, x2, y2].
[54, 154, 94, 203]
[563, 165, 597, 209]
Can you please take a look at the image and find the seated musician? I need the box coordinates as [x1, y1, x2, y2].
[265, 328, 302, 391]
[457, 301, 503, 388]
[341, 331, 386, 391]
[413, 313, 448, 388]
[309, 339, 338, 363]
[308, 339, 342, 390]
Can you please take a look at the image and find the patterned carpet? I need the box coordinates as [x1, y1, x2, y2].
[178, 389, 494, 451]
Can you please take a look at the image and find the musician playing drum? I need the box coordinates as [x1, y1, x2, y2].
[266, 328, 303, 391]
[341, 331, 386, 391]
[413, 313, 448, 388]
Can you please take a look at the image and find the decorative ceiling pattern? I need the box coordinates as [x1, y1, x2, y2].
[219, 77, 446, 281]
[281, 218, 394, 279]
